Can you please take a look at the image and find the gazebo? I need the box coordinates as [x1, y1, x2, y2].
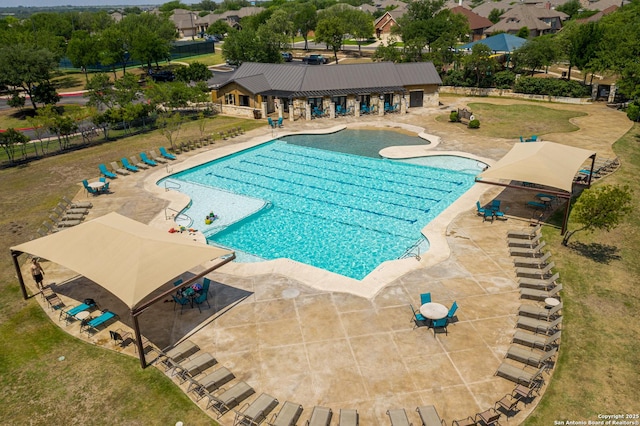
[476, 141, 596, 233]
[10, 212, 235, 368]
[457, 33, 527, 53]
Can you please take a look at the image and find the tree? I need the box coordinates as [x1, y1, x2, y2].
[0, 128, 29, 164]
[67, 30, 100, 83]
[157, 112, 183, 151]
[291, 2, 317, 50]
[463, 43, 497, 87]
[32, 81, 61, 107]
[206, 20, 232, 37]
[120, 13, 176, 70]
[0, 44, 58, 110]
[159, 1, 189, 14]
[98, 25, 131, 77]
[562, 184, 633, 246]
[257, 9, 293, 58]
[488, 8, 504, 24]
[556, 0, 581, 19]
[373, 38, 403, 62]
[85, 73, 116, 110]
[175, 62, 213, 82]
[557, 21, 602, 81]
[516, 26, 530, 39]
[344, 8, 374, 56]
[511, 35, 560, 75]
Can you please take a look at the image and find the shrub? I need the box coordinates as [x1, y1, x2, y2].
[442, 69, 470, 87]
[625, 102, 640, 122]
[468, 119, 480, 128]
[514, 77, 591, 98]
[449, 111, 460, 122]
[493, 71, 516, 89]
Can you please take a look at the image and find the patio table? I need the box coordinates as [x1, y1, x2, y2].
[419, 302, 448, 320]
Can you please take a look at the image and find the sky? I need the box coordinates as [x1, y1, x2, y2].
[1, 1, 198, 8]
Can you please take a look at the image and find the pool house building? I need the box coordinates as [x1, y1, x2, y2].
[209, 61, 443, 121]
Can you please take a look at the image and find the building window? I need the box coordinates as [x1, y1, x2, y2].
[331, 96, 347, 109]
[239, 95, 250, 107]
[308, 97, 323, 109]
[225, 93, 235, 105]
[358, 94, 370, 107]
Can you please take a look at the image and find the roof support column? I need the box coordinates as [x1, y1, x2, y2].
[11, 250, 28, 300]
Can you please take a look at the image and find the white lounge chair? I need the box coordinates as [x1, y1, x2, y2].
[507, 346, 558, 368]
[268, 401, 304, 426]
[496, 362, 547, 386]
[306, 406, 333, 426]
[516, 316, 563, 335]
[509, 241, 546, 257]
[110, 161, 130, 176]
[508, 233, 542, 248]
[520, 283, 562, 300]
[513, 251, 552, 268]
[512, 330, 561, 350]
[516, 261, 555, 278]
[234, 393, 279, 426]
[518, 301, 563, 320]
[173, 352, 217, 382]
[507, 224, 541, 239]
[387, 409, 412, 426]
[519, 272, 560, 290]
[416, 405, 446, 426]
[207, 381, 255, 417]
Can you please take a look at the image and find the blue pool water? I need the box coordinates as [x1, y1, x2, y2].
[162, 139, 481, 280]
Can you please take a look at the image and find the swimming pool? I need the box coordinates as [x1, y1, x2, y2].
[162, 135, 482, 280]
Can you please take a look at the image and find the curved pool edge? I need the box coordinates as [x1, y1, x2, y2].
[142, 125, 497, 299]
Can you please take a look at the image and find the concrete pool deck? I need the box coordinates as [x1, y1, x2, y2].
[31, 96, 632, 425]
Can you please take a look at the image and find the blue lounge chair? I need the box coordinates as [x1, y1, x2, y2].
[527, 201, 547, 210]
[336, 105, 346, 115]
[159, 146, 177, 160]
[81, 310, 118, 335]
[121, 157, 139, 172]
[140, 152, 158, 167]
[98, 163, 117, 179]
[277, 117, 283, 128]
[420, 293, 431, 304]
[360, 105, 370, 114]
[312, 107, 324, 118]
[267, 117, 276, 128]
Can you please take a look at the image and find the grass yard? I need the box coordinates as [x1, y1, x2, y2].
[437, 103, 587, 139]
[524, 123, 640, 423]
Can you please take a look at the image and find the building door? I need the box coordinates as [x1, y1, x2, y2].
[409, 91, 423, 108]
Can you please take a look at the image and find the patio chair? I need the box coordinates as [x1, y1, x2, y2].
[476, 201, 494, 222]
[173, 352, 217, 382]
[159, 146, 177, 160]
[306, 406, 333, 426]
[62, 195, 92, 209]
[518, 301, 563, 320]
[81, 310, 118, 335]
[130, 155, 149, 169]
[409, 303, 428, 329]
[121, 157, 139, 172]
[110, 161, 130, 176]
[277, 117, 284, 128]
[512, 251, 552, 268]
[187, 367, 235, 400]
[150, 149, 168, 163]
[494, 393, 520, 418]
[194, 289, 210, 313]
[511, 382, 542, 406]
[140, 152, 158, 167]
[509, 241, 546, 257]
[512, 330, 561, 350]
[519, 136, 525, 143]
[492, 206, 509, 220]
[386, 408, 412, 426]
[490, 199, 501, 211]
[496, 362, 546, 387]
[526, 200, 547, 210]
[416, 405, 446, 426]
[431, 317, 448, 336]
[98, 177, 110, 193]
[520, 283, 563, 301]
[420, 293, 431, 304]
[447, 301, 458, 320]
[234, 393, 279, 426]
[516, 316, 563, 335]
[207, 381, 255, 418]
[82, 180, 99, 196]
[507, 224, 541, 240]
[339, 409, 359, 426]
[110, 328, 132, 348]
[336, 105, 346, 116]
[507, 233, 542, 248]
[98, 163, 117, 179]
[475, 407, 501, 426]
[506, 346, 558, 368]
[360, 104, 370, 114]
[268, 401, 303, 426]
[172, 294, 190, 314]
[519, 272, 560, 290]
[516, 261, 555, 278]
[268, 117, 276, 128]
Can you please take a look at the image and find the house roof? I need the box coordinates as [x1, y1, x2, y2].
[458, 33, 527, 52]
[451, 5, 494, 30]
[216, 62, 442, 98]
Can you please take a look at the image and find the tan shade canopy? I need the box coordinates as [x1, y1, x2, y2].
[12, 213, 233, 309]
[477, 141, 595, 193]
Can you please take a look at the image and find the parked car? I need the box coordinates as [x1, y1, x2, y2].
[302, 54, 328, 65]
[281, 52, 293, 62]
[150, 70, 175, 82]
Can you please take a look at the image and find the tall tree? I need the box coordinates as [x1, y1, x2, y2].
[463, 43, 497, 87]
[344, 8, 374, 56]
[291, 2, 317, 50]
[0, 128, 29, 164]
[120, 14, 176, 70]
[0, 44, 58, 110]
[511, 35, 560, 75]
[557, 20, 602, 81]
[315, 14, 347, 64]
[67, 30, 100, 83]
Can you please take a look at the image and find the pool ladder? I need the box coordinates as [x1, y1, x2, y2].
[164, 180, 181, 192]
[401, 247, 421, 261]
[165, 207, 193, 227]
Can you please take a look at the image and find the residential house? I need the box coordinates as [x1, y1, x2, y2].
[450, 6, 494, 41]
[209, 62, 442, 121]
[170, 8, 200, 38]
[486, 4, 568, 37]
[374, 9, 406, 38]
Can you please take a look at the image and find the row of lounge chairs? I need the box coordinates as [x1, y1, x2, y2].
[575, 157, 619, 182]
[493, 224, 562, 415]
[218, 127, 245, 140]
[37, 197, 93, 235]
[101, 148, 176, 178]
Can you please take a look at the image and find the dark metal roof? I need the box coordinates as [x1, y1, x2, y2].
[215, 61, 441, 97]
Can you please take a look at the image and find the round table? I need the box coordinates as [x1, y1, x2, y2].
[75, 310, 91, 321]
[539, 196, 552, 204]
[419, 302, 449, 320]
[545, 297, 560, 308]
[88, 181, 106, 190]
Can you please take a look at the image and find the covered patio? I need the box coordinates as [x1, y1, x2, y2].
[11, 212, 235, 368]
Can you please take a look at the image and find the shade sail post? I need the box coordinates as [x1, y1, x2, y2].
[561, 196, 571, 235]
[11, 250, 28, 300]
[132, 313, 147, 369]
